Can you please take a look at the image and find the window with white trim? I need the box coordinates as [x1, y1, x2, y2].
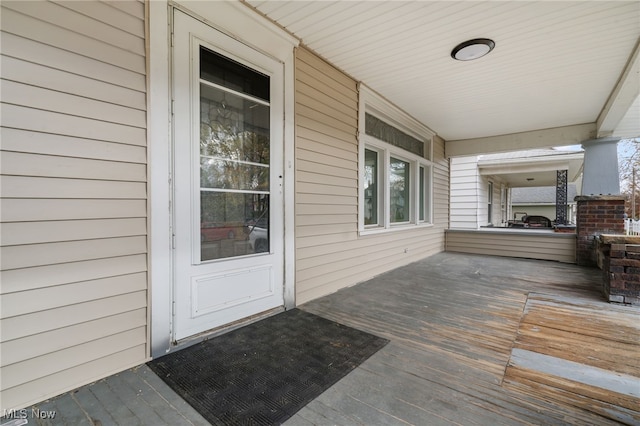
[487, 181, 494, 225]
[359, 85, 434, 234]
[500, 185, 507, 224]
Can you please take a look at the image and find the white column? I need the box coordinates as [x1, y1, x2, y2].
[581, 138, 620, 196]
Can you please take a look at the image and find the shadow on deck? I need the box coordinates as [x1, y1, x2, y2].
[14, 252, 640, 425]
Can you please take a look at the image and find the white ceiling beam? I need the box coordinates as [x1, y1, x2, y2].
[479, 155, 584, 183]
[479, 161, 571, 175]
[597, 38, 640, 138]
[445, 123, 596, 157]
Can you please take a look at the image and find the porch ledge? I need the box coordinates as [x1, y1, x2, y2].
[445, 228, 576, 263]
[446, 228, 576, 238]
[598, 234, 640, 245]
[574, 195, 627, 202]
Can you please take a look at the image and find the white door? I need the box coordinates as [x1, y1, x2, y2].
[172, 10, 285, 341]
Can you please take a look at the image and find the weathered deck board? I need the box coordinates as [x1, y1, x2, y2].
[298, 252, 638, 425]
[504, 377, 640, 426]
[503, 292, 640, 424]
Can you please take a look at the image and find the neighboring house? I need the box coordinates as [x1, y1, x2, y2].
[511, 184, 580, 225]
[450, 150, 584, 229]
[0, 0, 637, 413]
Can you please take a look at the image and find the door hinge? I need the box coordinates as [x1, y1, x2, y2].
[172, 301, 176, 317]
[172, 233, 176, 249]
[170, 31, 174, 47]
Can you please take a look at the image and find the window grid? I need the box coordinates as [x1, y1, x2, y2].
[364, 148, 380, 226]
[358, 85, 435, 235]
[361, 137, 433, 233]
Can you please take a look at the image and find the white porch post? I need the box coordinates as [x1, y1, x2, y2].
[581, 138, 621, 196]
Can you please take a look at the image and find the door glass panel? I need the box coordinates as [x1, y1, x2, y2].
[199, 84, 270, 163]
[199, 47, 270, 261]
[200, 158, 269, 191]
[200, 46, 269, 101]
[200, 192, 269, 261]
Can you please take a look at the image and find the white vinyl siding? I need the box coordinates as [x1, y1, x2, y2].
[0, 0, 147, 411]
[295, 48, 448, 304]
[450, 156, 508, 228]
[449, 156, 482, 229]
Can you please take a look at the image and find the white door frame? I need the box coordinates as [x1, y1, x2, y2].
[148, 1, 298, 357]
[172, 9, 285, 340]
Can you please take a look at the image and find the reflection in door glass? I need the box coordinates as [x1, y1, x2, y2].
[200, 157, 269, 192]
[200, 192, 269, 261]
[200, 46, 269, 102]
[199, 47, 270, 261]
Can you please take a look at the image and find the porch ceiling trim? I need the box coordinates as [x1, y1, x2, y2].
[597, 38, 640, 139]
[445, 123, 596, 158]
[479, 160, 573, 176]
[478, 152, 583, 186]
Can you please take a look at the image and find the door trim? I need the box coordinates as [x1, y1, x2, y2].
[148, 1, 298, 358]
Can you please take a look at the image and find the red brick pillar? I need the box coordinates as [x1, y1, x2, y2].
[575, 195, 626, 266]
[600, 239, 640, 305]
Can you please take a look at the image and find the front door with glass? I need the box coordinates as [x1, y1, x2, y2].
[172, 10, 284, 341]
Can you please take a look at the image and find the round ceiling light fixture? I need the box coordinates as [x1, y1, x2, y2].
[451, 38, 495, 61]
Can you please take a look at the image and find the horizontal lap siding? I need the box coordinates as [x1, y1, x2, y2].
[295, 48, 448, 304]
[449, 156, 480, 229]
[445, 230, 576, 263]
[0, 0, 148, 411]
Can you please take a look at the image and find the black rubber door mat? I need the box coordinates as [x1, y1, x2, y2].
[148, 308, 388, 425]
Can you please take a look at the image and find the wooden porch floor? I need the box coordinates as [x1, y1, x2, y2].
[294, 252, 639, 426]
[17, 253, 640, 425]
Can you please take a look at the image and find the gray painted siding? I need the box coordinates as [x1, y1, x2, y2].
[295, 47, 449, 304]
[0, 0, 148, 410]
[445, 229, 576, 263]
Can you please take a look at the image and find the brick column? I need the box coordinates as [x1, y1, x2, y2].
[598, 236, 640, 305]
[575, 195, 626, 266]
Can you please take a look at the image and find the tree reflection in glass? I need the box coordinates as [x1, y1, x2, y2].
[199, 66, 270, 260]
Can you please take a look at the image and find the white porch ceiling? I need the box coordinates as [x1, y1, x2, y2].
[246, 1, 640, 145]
[478, 150, 584, 187]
